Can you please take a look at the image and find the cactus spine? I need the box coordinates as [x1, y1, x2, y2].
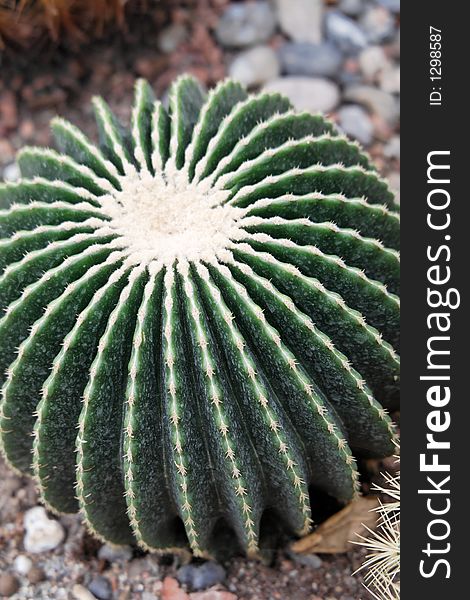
[0, 76, 399, 558]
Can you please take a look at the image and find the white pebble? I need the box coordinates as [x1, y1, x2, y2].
[263, 77, 340, 114]
[384, 135, 400, 159]
[343, 85, 399, 126]
[379, 65, 400, 94]
[275, 0, 322, 44]
[3, 162, 20, 182]
[359, 46, 389, 80]
[360, 6, 395, 44]
[388, 172, 400, 205]
[72, 584, 96, 600]
[13, 554, 33, 575]
[229, 46, 280, 88]
[23, 506, 65, 554]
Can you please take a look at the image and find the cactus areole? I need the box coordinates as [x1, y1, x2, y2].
[0, 76, 399, 558]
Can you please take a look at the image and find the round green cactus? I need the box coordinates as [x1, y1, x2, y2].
[0, 76, 399, 558]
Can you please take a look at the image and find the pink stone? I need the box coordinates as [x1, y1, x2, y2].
[161, 577, 190, 600]
[189, 591, 238, 600]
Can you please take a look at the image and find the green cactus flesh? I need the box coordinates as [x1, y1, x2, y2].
[0, 77, 399, 558]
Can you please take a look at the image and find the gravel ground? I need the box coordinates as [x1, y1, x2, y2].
[0, 1, 400, 598]
[0, 0, 400, 186]
[1, 456, 375, 600]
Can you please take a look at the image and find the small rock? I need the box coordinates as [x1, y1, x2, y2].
[377, 0, 400, 13]
[27, 566, 46, 584]
[0, 90, 18, 132]
[189, 592, 238, 600]
[279, 42, 343, 78]
[88, 576, 113, 600]
[388, 171, 400, 204]
[370, 114, 394, 140]
[325, 11, 367, 54]
[286, 549, 323, 568]
[359, 46, 389, 80]
[360, 7, 395, 44]
[275, 0, 322, 44]
[13, 554, 33, 576]
[98, 543, 133, 563]
[384, 135, 400, 159]
[72, 584, 96, 600]
[343, 85, 399, 125]
[337, 104, 374, 145]
[127, 556, 158, 578]
[379, 65, 400, 94]
[0, 574, 19, 597]
[161, 576, 190, 600]
[2, 162, 20, 182]
[23, 506, 65, 554]
[229, 46, 280, 88]
[263, 77, 340, 113]
[339, 0, 367, 18]
[157, 24, 188, 54]
[177, 562, 226, 592]
[216, 2, 276, 48]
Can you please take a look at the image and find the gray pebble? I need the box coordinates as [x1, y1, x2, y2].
[377, 0, 401, 13]
[157, 24, 187, 54]
[264, 77, 340, 114]
[275, 0, 322, 44]
[126, 556, 159, 578]
[325, 11, 368, 54]
[177, 561, 226, 591]
[98, 543, 133, 563]
[279, 42, 343, 78]
[384, 135, 400, 159]
[216, 2, 276, 48]
[338, 0, 367, 18]
[343, 84, 399, 125]
[286, 549, 323, 569]
[88, 576, 112, 600]
[360, 7, 395, 44]
[229, 45, 280, 88]
[337, 104, 374, 145]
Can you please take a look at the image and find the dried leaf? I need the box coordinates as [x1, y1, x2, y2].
[291, 496, 380, 554]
